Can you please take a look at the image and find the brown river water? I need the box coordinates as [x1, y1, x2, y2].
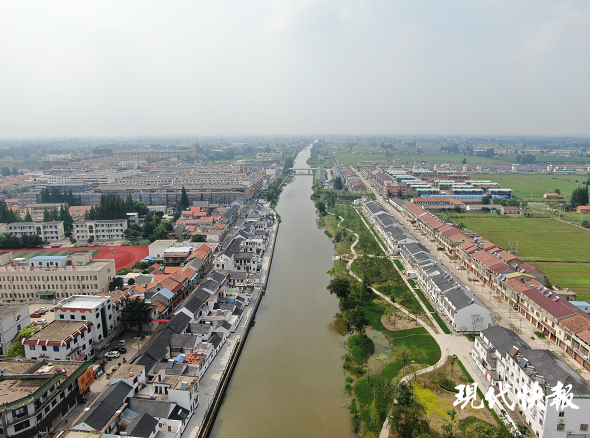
[210, 146, 356, 438]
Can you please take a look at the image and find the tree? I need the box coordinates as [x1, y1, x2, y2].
[121, 298, 154, 336]
[128, 278, 135, 285]
[491, 312, 502, 326]
[43, 208, 51, 222]
[109, 277, 123, 290]
[179, 186, 190, 211]
[346, 306, 368, 336]
[388, 381, 430, 438]
[554, 188, 561, 195]
[327, 277, 351, 301]
[461, 158, 467, 165]
[24, 209, 32, 222]
[442, 409, 458, 438]
[359, 275, 372, 304]
[334, 176, 343, 190]
[449, 355, 457, 378]
[315, 200, 326, 215]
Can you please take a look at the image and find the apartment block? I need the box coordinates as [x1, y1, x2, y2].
[0, 221, 65, 242]
[73, 219, 128, 241]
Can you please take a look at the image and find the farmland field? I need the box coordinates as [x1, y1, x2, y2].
[455, 214, 590, 300]
[333, 152, 507, 166]
[485, 174, 589, 202]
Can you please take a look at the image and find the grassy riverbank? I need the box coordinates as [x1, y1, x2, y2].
[318, 200, 442, 436]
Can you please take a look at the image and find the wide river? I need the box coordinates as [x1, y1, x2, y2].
[210, 146, 355, 438]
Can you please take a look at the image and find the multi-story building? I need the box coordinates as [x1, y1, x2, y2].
[24, 320, 94, 361]
[54, 292, 129, 351]
[0, 221, 64, 242]
[72, 219, 128, 241]
[0, 359, 91, 438]
[0, 251, 115, 301]
[0, 304, 30, 355]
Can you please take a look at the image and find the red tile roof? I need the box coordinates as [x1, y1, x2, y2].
[521, 288, 581, 319]
[560, 314, 590, 334]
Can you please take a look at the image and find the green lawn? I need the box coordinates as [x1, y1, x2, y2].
[485, 174, 589, 203]
[456, 215, 590, 300]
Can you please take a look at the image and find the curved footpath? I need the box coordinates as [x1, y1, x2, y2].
[330, 214, 472, 438]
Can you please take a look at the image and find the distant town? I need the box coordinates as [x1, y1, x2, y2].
[0, 136, 589, 438]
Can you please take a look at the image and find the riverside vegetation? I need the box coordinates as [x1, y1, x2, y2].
[312, 177, 530, 438]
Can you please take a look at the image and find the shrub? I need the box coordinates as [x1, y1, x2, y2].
[439, 377, 459, 393]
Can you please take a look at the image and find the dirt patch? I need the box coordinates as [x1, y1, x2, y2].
[381, 313, 421, 331]
[413, 358, 497, 435]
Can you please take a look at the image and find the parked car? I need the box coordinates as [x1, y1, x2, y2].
[116, 347, 127, 354]
[105, 351, 120, 359]
[49, 307, 55, 312]
[35, 309, 47, 315]
[117, 340, 126, 346]
[35, 319, 48, 324]
[30, 312, 42, 318]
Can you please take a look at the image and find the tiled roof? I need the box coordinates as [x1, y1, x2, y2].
[560, 314, 590, 334]
[521, 287, 580, 319]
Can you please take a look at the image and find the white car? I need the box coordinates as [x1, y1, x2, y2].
[35, 319, 47, 324]
[105, 351, 120, 359]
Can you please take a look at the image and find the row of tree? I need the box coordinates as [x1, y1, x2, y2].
[0, 233, 44, 249]
[85, 194, 149, 220]
[0, 200, 21, 223]
[40, 187, 77, 205]
[569, 185, 589, 208]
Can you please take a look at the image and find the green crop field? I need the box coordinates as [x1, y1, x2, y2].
[455, 215, 590, 300]
[333, 152, 507, 166]
[485, 174, 589, 202]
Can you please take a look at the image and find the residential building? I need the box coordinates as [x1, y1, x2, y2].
[0, 305, 30, 355]
[0, 359, 91, 438]
[72, 219, 128, 241]
[0, 221, 64, 242]
[54, 293, 129, 352]
[24, 321, 94, 361]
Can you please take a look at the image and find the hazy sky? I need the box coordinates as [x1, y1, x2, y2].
[1, 1, 589, 137]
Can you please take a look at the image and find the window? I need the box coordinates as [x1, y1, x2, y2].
[70, 315, 75, 320]
[559, 412, 565, 418]
[42, 345, 47, 351]
[59, 314, 64, 319]
[12, 406, 28, 419]
[53, 346, 59, 352]
[81, 315, 86, 320]
[557, 424, 565, 431]
[581, 424, 589, 431]
[14, 420, 30, 432]
[29, 345, 35, 350]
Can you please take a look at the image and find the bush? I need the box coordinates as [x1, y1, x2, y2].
[439, 377, 459, 393]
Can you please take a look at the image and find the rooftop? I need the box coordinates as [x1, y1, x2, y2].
[0, 304, 25, 321]
[56, 295, 110, 309]
[25, 321, 91, 344]
[110, 364, 145, 381]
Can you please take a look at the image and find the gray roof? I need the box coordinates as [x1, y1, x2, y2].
[126, 412, 158, 438]
[0, 305, 25, 321]
[208, 271, 226, 285]
[151, 361, 188, 375]
[480, 325, 531, 360]
[134, 354, 158, 373]
[128, 398, 173, 419]
[168, 312, 191, 334]
[77, 381, 132, 431]
[229, 271, 248, 280]
[519, 349, 590, 396]
[170, 334, 199, 349]
[201, 279, 220, 293]
[184, 293, 206, 314]
[443, 288, 479, 311]
[363, 201, 384, 214]
[210, 333, 223, 349]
